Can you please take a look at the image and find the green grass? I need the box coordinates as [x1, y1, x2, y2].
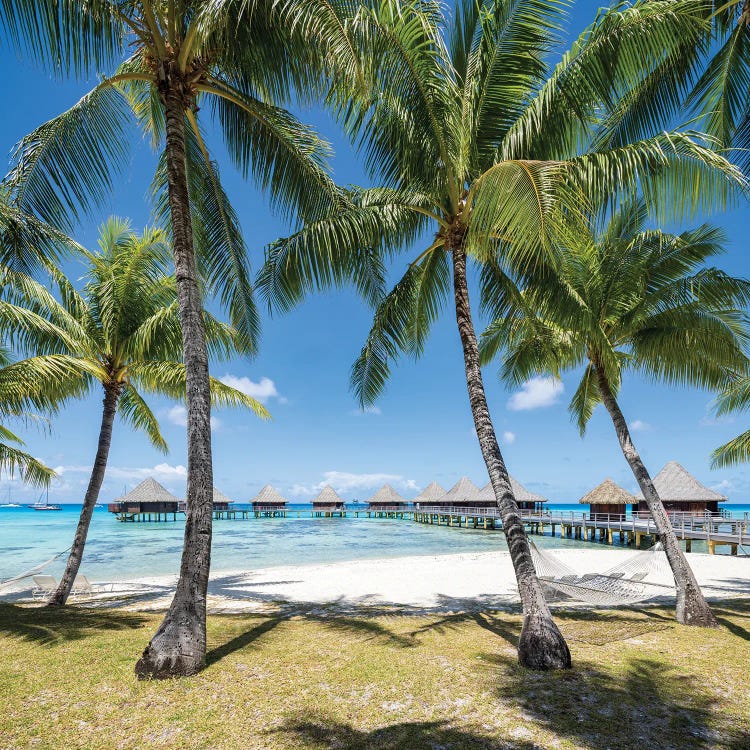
[1, 601, 749, 749]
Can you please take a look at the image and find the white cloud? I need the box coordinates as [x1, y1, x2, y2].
[54, 463, 187, 482]
[219, 374, 287, 404]
[350, 405, 382, 416]
[630, 420, 652, 432]
[290, 471, 418, 497]
[507, 377, 563, 411]
[711, 479, 733, 494]
[502, 431, 516, 444]
[166, 405, 221, 430]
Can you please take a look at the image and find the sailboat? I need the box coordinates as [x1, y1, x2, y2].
[27, 488, 61, 511]
[1, 487, 21, 507]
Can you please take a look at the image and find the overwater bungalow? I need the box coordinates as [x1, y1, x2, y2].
[477, 478, 548, 512]
[634, 461, 727, 515]
[250, 484, 288, 517]
[412, 481, 446, 508]
[312, 485, 346, 517]
[579, 478, 635, 519]
[365, 485, 410, 517]
[177, 486, 235, 513]
[107, 477, 180, 521]
[431, 477, 483, 508]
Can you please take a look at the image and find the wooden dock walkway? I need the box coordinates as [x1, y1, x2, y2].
[414, 506, 750, 554]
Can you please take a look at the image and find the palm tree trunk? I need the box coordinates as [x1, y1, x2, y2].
[451, 243, 570, 669]
[47, 385, 119, 607]
[593, 364, 718, 627]
[136, 71, 215, 679]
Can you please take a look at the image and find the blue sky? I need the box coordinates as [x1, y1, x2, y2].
[0, 3, 748, 505]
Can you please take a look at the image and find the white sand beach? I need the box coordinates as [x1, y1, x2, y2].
[10, 547, 746, 614]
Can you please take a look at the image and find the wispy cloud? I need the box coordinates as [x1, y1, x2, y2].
[166, 405, 221, 430]
[630, 419, 652, 432]
[54, 462, 187, 482]
[350, 405, 382, 416]
[502, 431, 516, 444]
[290, 470, 418, 498]
[219, 374, 287, 404]
[507, 377, 563, 411]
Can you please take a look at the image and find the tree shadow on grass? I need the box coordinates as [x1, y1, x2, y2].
[485, 652, 749, 750]
[205, 609, 417, 668]
[0, 602, 147, 646]
[274, 718, 541, 750]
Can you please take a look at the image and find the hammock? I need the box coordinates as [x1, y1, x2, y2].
[530, 541, 675, 606]
[0, 548, 70, 592]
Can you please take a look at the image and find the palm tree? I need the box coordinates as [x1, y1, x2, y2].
[0, 0, 350, 677]
[710, 374, 750, 467]
[0, 217, 268, 606]
[258, 0, 745, 668]
[479, 196, 750, 626]
[0, 348, 57, 487]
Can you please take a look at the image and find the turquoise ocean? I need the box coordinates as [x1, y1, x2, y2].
[2, 502, 749, 582]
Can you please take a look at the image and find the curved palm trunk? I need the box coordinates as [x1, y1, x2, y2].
[47, 386, 119, 607]
[593, 365, 718, 627]
[136, 73, 215, 679]
[452, 244, 570, 669]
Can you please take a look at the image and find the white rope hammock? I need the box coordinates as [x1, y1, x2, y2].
[530, 541, 676, 606]
[0, 548, 70, 592]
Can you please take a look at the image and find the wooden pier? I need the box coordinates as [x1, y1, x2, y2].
[414, 506, 750, 554]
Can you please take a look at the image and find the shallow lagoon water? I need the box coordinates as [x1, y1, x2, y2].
[2, 503, 748, 581]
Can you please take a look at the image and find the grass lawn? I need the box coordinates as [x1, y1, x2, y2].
[1, 600, 749, 749]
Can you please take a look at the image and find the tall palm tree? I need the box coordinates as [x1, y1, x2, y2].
[0, 0, 351, 677]
[258, 0, 745, 668]
[0, 217, 268, 606]
[479, 197, 750, 626]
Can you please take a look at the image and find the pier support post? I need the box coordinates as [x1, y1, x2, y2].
[708, 540, 716, 555]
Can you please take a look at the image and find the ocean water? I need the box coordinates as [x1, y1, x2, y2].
[1, 503, 748, 582]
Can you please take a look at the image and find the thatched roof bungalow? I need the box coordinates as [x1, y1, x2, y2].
[312, 485, 346, 515]
[108, 477, 180, 515]
[250, 484, 288, 510]
[430, 477, 482, 508]
[579, 478, 635, 518]
[478, 478, 548, 512]
[412, 481, 446, 507]
[634, 461, 726, 514]
[177, 486, 235, 513]
[365, 484, 410, 511]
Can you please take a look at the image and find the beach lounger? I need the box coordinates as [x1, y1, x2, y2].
[71, 575, 113, 597]
[31, 575, 57, 600]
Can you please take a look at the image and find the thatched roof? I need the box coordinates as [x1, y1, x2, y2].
[579, 478, 635, 505]
[413, 481, 446, 503]
[366, 484, 406, 505]
[635, 461, 726, 502]
[442, 477, 481, 504]
[114, 477, 179, 504]
[312, 485, 345, 505]
[213, 487, 234, 505]
[478, 477, 547, 504]
[250, 484, 288, 505]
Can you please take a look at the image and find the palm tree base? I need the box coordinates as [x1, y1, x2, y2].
[135, 613, 206, 679]
[518, 613, 572, 670]
[677, 587, 720, 628]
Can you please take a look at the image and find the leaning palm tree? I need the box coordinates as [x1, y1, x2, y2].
[0, 0, 352, 677]
[259, 0, 745, 668]
[0, 217, 268, 606]
[480, 197, 750, 626]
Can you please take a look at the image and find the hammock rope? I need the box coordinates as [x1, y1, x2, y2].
[0, 548, 70, 591]
[530, 541, 676, 606]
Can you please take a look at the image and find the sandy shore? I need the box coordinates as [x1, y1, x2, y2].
[6, 547, 747, 613]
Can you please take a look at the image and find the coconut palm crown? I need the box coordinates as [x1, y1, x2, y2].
[479, 196, 750, 626]
[258, 0, 746, 669]
[0, 217, 268, 606]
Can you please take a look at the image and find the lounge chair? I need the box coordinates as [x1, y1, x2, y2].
[72, 574, 113, 597]
[31, 575, 57, 600]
